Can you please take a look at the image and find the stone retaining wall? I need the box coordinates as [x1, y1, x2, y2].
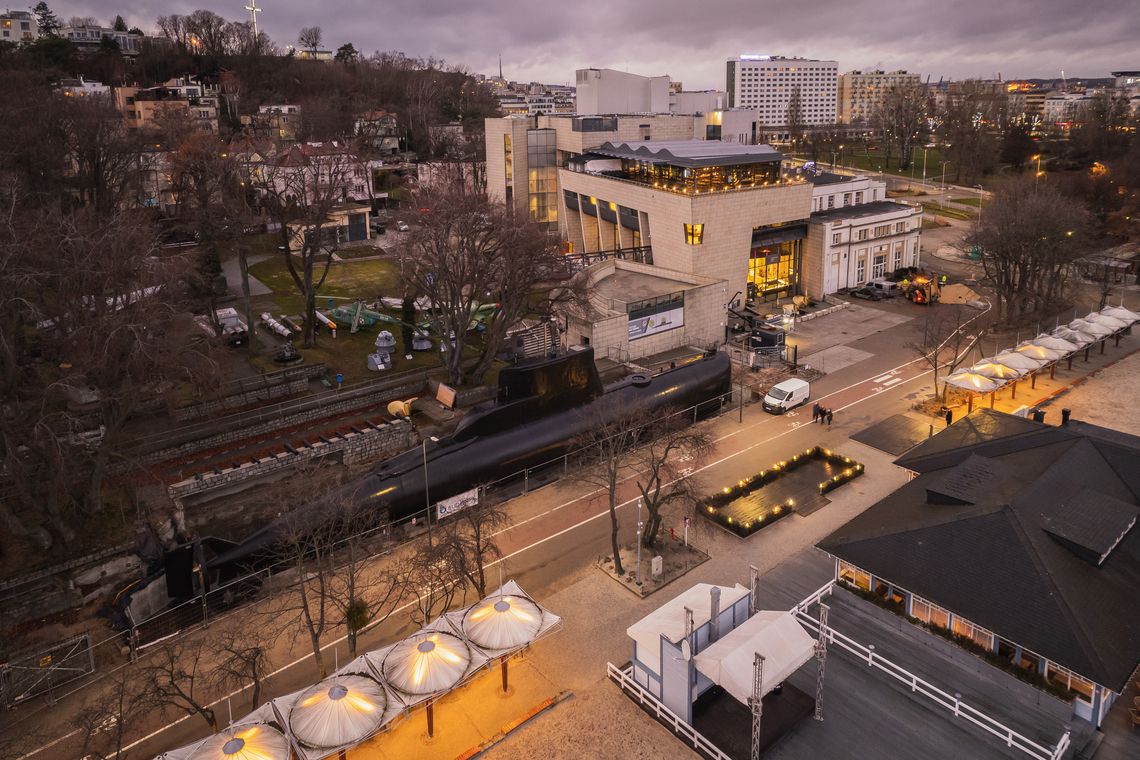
[167, 420, 417, 500]
[172, 377, 313, 422]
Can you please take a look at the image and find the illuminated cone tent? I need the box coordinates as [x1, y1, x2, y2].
[1083, 311, 1130, 331]
[1014, 342, 1063, 363]
[1100, 305, 1140, 325]
[462, 594, 544, 652]
[1028, 333, 1079, 355]
[288, 675, 386, 750]
[992, 350, 1046, 373]
[1068, 318, 1113, 339]
[969, 360, 1024, 380]
[944, 370, 1003, 393]
[186, 724, 290, 760]
[381, 631, 472, 697]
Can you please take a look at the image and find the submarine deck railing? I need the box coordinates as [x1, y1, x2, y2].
[55, 386, 750, 707]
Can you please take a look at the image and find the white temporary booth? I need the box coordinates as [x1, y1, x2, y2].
[693, 611, 816, 703]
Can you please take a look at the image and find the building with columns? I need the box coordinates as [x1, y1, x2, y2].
[819, 409, 1140, 729]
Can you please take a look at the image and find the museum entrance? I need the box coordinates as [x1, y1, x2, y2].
[748, 223, 806, 302]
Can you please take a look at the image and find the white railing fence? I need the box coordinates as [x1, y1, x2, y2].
[606, 662, 732, 760]
[793, 582, 1071, 760]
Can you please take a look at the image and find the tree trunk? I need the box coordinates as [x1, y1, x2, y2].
[238, 245, 255, 353]
[608, 471, 624, 575]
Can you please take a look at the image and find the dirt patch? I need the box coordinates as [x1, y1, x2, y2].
[596, 540, 709, 598]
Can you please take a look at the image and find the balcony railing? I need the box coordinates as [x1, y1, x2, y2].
[582, 169, 810, 196]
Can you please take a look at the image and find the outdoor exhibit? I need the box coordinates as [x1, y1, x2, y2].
[153, 581, 561, 760]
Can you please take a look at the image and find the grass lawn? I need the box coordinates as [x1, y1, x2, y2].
[248, 255, 405, 313]
[813, 146, 951, 181]
[950, 196, 984, 207]
[922, 216, 951, 230]
[922, 204, 975, 222]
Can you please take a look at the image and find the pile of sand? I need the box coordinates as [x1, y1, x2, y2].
[939, 283, 984, 306]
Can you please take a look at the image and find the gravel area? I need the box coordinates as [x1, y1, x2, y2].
[1038, 348, 1140, 431]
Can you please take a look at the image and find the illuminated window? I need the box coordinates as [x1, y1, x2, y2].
[1046, 663, 1094, 704]
[684, 223, 704, 245]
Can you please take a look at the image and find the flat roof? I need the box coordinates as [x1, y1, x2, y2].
[810, 201, 917, 222]
[593, 268, 694, 304]
[593, 140, 784, 168]
[806, 171, 859, 186]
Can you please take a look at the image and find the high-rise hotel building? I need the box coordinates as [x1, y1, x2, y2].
[726, 55, 838, 125]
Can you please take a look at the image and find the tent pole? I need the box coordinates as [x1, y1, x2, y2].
[427, 700, 435, 738]
[502, 655, 509, 693]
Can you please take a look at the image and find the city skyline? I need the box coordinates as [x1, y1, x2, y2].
[62, 0, 1137, 88]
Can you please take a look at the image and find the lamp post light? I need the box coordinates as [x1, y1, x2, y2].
[973, 184, 983, 237]
[635, 498, 644, 587]
[939, 160, 951, 190]
[1032, 154, 1043, 189]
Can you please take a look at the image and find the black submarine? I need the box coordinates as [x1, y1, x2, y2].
[201, 346, 730, 580]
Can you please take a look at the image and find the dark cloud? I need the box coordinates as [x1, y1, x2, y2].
[74, 0, 1139, 86]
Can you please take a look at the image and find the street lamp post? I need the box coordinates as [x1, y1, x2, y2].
[922, 147, 929, 189]
[635, 498, 644, 587]
[1032, 154, 1043, 189]
[939, 161, 951, 190]
[973, 184, 983, 237]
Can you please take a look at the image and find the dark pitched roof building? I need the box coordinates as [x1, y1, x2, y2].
[818, 409, 1140, 725]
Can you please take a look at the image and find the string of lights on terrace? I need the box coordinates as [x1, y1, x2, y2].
[568, 140, 811, 195]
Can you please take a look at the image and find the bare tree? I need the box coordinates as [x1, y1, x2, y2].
[74, 669, 150, 760]
[633, 415, 714, 548]
[939, 80, 1005, 184]
[907, 305, 983, 401]
[968, 179, 1092, 324]
[399, 187, 574, 385]
[438, 500, 510, 597]
[573, 399, 650, 576]
[143, 639, 221, 732]
[405, 539, 463, 626]
[256, 142, 364, 347]
[873, 80, 927, 171]
[215, 624, 278, 711]
[298, 26, 323, 54]
[62, 94, 139, 213]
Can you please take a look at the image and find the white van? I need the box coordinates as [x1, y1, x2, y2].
[762, 378, 811, 414]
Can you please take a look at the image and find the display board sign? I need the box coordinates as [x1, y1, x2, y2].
[436, 488, 479, 520]
[436, 382, 457, 409]
[628, 300, 684, 340]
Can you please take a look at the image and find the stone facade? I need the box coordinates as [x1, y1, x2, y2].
[558, 169, 813, 299]
[562, 259, 726, 362]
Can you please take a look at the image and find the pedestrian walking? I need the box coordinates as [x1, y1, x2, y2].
[812, 402, 821, 423]
[826, 408, 834, 428]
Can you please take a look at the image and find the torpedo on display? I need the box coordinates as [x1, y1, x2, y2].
[203, 346, 731, 579]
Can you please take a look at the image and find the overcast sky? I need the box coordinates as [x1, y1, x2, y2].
[74, 0, 1137, 87]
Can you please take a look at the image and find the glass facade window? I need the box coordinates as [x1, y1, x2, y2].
[748, 240, 800, 299]
[893, 244, 903, 271]
[855, 257, 866, 283]
[857, 229, 868, 241]
[838, 561, 871, 591]
[684, 223, 704, 245]
[874, 224, 891, 237]
[1047, 663, 1094, 704]
[896, 221, 907, 233]
[526, 129, 557, 224]
[872, 254, 886, 279]
[832, 232, 841, 245]
[613, 158, 781, 193]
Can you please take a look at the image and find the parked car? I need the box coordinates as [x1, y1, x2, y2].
[395, 220, 410, 232]
[868, 279, 901, 298]
[762, 378, 811, 414]
[850, 287, 886, 301]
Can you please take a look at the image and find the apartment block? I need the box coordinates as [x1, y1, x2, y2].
[726, 55, 838, 125]
[837, 70, 921, 124]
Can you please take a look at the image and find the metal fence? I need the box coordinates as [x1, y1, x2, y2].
[792, 582, 1071, 760]
[0, 633, 95, 707]
[607, 661, 731, 760]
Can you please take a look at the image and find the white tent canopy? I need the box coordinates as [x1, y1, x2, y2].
[1068, 318, 1113, 339]
[1084, 311, 1129, 331]
[461, 593, 543, 652]
[381, 630, 473, 697]
[187, 724, 290, 760]
[1014, 342, 1062, 362]
[288, 674, 387, 751]
[1029, 333, 1079, 355]
[993, 350, 1046, 372]
[944, 370, 1004, 393]
[627, 583, 749, 677]
[969, 360, 1024, 380]
[1101, 305, 1140, 325]
[1052, 325, 1096, 348]
[693, 611, 816, 704]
